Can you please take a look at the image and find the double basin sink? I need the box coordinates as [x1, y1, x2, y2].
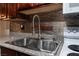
[5, 37, 61, 53]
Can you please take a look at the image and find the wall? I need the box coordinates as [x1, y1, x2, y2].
[0, 20, 10, 36]
[10, 20, 32, 33]
[10, 10, 66, 33]
[10, 10, 66, 43]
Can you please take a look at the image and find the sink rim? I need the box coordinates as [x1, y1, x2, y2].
[5, 37, 62, 53]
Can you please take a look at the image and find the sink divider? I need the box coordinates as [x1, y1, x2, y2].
[24, 38, 27, 46]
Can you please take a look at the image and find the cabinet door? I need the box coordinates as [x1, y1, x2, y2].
[1, 47, 16, 56]
[17, 3, 33, 11]
[7, 3, 17, 17]
[1, 47, 31, 56]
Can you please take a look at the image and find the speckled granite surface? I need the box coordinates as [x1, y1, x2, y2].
[0, 32, 62, 56]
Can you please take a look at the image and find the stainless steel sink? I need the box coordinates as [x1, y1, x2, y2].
[6, 38, 41, 51]
[5, 37, 61, 53]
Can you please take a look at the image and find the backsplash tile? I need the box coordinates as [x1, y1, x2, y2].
[0, 20, 10, 36]
[10, 10, 65, 33]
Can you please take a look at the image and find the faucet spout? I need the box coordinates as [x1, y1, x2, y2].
[32, 15, 41, 39]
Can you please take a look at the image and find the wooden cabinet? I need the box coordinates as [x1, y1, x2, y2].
[0, 3, 17, 18]
[1, 47, 17, 56]
[0, 3, 7, 17]
[7, 4, 17, 17]
[17, 3, 33, 10]
[19, 4, 62, 15]
[1, 47, 30, 56]
[0, 3, 53, 18]
[17, 3, 44, 11]
[0, 3, 44, 18]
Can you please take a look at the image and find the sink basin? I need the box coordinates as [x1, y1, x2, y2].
[6, 38, 40, 51]
[5, 37, 60, 53]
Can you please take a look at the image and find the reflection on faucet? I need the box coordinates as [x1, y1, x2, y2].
[32, 15, 41, 39]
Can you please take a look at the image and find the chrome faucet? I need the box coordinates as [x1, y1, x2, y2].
[32, 15, 41, 39]
[32, 15, 42, 50]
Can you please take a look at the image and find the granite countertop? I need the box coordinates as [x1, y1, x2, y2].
[0, 32, 57, 56]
